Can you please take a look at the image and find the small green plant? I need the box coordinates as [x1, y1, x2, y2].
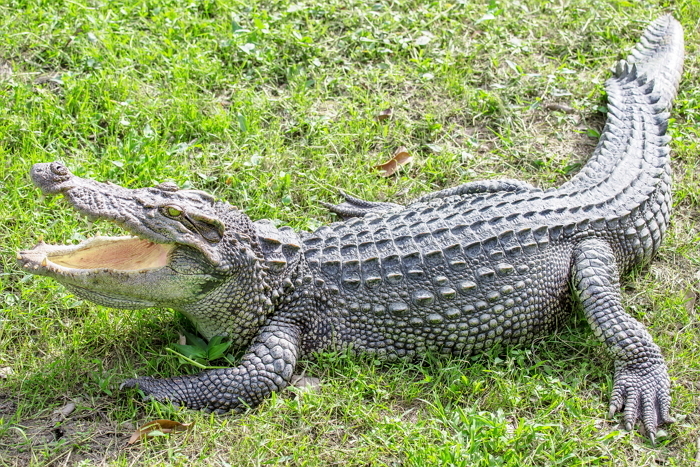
[168, 332, 233, 369]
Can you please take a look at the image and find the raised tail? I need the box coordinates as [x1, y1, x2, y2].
[561, 15, 684, 191]
[625, 15, 684, 109]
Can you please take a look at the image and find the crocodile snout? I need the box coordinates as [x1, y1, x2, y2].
[30, 162, 75, 194]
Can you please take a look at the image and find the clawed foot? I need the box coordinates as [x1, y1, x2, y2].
[321, 191, 403, 219]
[121, 376, 170, 401]
[609, 361, 673, 443]
[121, 375, 201, 409]
[121, 371, 254, 413]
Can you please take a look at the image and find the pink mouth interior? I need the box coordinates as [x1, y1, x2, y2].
[50, 237, 174, 271]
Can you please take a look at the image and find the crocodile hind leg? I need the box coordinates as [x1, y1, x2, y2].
[324, 179, 538, 219]
[321, 191, 404, 219]
[412, 178, 538, 203]
[572, 238, 672, 442]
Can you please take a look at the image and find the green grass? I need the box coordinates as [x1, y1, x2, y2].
[1, 0, 699, 465]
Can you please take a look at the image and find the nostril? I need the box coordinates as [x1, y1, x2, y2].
[156, 182, 180, 192]
[50, 162, 68, 176]
[31, 162, 74, 194]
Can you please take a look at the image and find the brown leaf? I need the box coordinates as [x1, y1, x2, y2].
[34, 73, 60, 85]
[0, 367, 13, 379]
[290, 374, 322, 391]
[683, 288, 697, 315]
[127, 419, 194, 445]
[0, 60, 12, 81]
[178, 334, 187, 345]
[376, 108, 393, 121]
[52, 401, 76, 421]
[544, 103, 575, 114]
[374, 146, 413, 177]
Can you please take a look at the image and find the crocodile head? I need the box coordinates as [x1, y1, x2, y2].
[17, 162, 263, 316]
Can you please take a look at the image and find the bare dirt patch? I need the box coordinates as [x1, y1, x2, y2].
[0, 405, 129, 466]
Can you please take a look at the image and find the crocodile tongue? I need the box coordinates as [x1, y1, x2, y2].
[18, 236, 175, 275]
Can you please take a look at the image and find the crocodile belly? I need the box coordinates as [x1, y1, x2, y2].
[327, 242, 575, 360]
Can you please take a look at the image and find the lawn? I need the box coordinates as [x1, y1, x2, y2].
[0, 0, 699, 465]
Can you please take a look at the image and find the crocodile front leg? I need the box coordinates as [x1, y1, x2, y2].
[122, 322, 300, 412]
[572, 239, 672, 442]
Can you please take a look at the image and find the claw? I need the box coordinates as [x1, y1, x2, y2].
[608, 360, 671, 441]
[322, 191, 404, 219]
[120, 377, 152, 390]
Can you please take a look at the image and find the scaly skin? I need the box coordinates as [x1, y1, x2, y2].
[17, 16, 683, 441]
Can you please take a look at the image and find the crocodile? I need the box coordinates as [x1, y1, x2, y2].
[17, 15, 683, 441]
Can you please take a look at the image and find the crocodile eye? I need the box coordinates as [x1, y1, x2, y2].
[164, 206, 182, 217]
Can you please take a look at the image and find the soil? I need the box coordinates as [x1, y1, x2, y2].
[0, 393, 129, 466]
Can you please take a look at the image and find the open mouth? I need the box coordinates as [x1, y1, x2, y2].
[19, 235, 175, 275]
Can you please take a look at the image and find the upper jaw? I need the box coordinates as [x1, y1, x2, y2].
[21, 160, 175, 276]
[36, 163, 171, 243]
[27, 161, 226, 266]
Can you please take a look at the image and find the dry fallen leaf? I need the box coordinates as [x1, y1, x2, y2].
[683, 287, 697, 315]
[127, 419, 194, 445]
[0, 367, 13, 379]
[544, 103, 575, 114]
[291, 374, 322, 391]
[0, 60, 12, 81]
[52, 401, 76, 421]
[178, 333, 187, 345]
[374, 146, 413, 177]
[376, 108, 393, 121]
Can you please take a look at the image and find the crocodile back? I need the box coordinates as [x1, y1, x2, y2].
[303, 197, 579, 355]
